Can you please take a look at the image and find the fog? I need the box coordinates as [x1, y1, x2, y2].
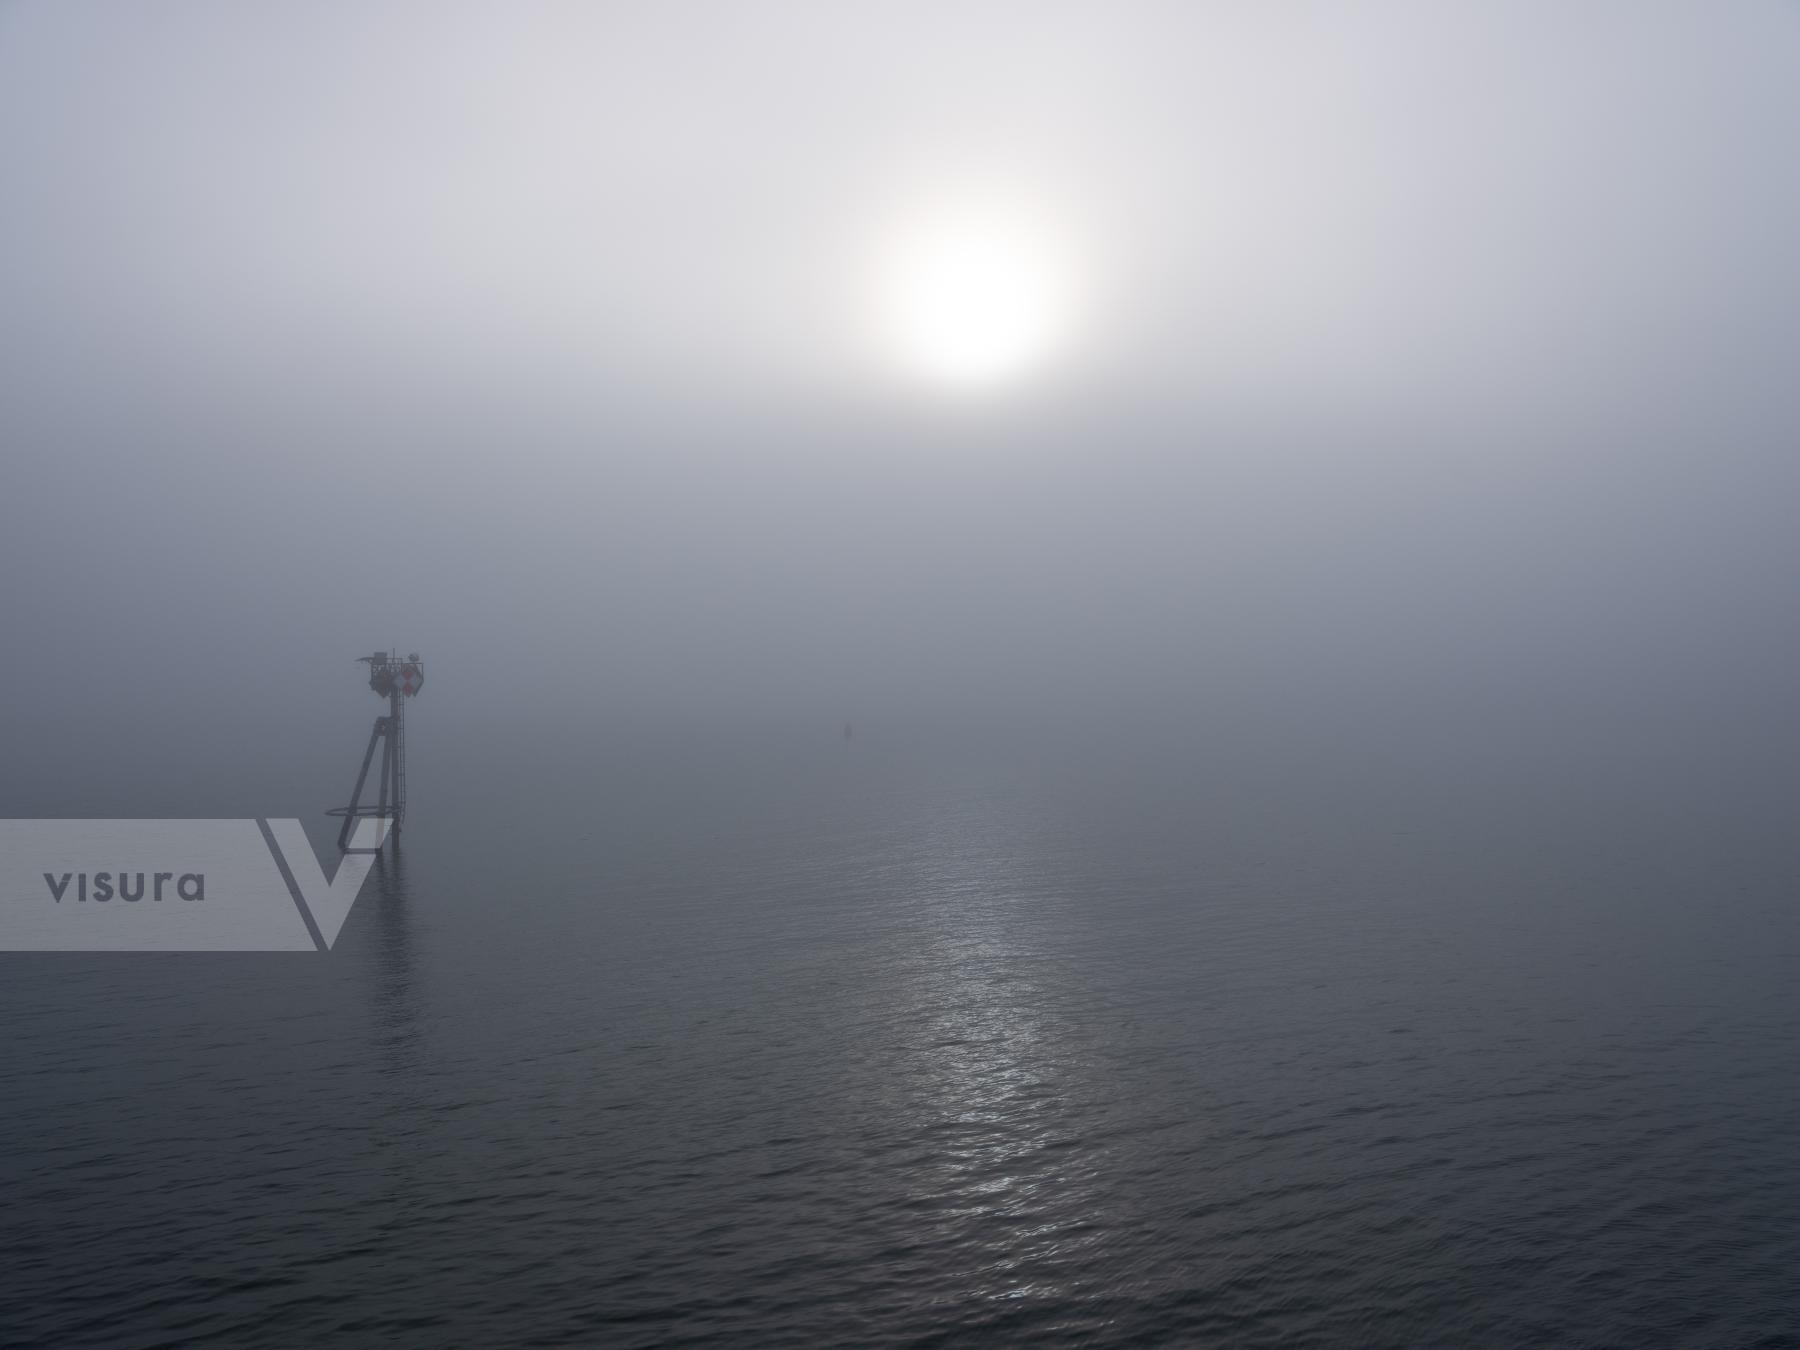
[4, 2, 1800, 764]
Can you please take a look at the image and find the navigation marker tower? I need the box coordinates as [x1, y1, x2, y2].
[330, 651, 423, 852]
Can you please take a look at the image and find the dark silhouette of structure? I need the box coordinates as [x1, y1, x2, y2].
[329, 652, 423, 852]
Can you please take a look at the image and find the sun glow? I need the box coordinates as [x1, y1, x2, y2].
[874, 210, 1074, 390]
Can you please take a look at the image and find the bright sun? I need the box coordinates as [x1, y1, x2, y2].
[875, 211, 1071, 390]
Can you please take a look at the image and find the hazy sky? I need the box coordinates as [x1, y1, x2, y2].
[4, 3, 1800, 743]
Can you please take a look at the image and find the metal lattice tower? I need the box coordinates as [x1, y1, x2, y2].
[329, 652, 423, 852]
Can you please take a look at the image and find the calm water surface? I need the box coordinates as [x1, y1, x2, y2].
[4, 714, 1799, 1346]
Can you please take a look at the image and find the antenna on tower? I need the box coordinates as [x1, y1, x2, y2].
[328, 651, 424, 852]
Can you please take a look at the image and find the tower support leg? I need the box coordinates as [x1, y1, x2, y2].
[337, 716, 389, 852]
[388, 689, 405, 841]
[376, 715, 393, 829]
